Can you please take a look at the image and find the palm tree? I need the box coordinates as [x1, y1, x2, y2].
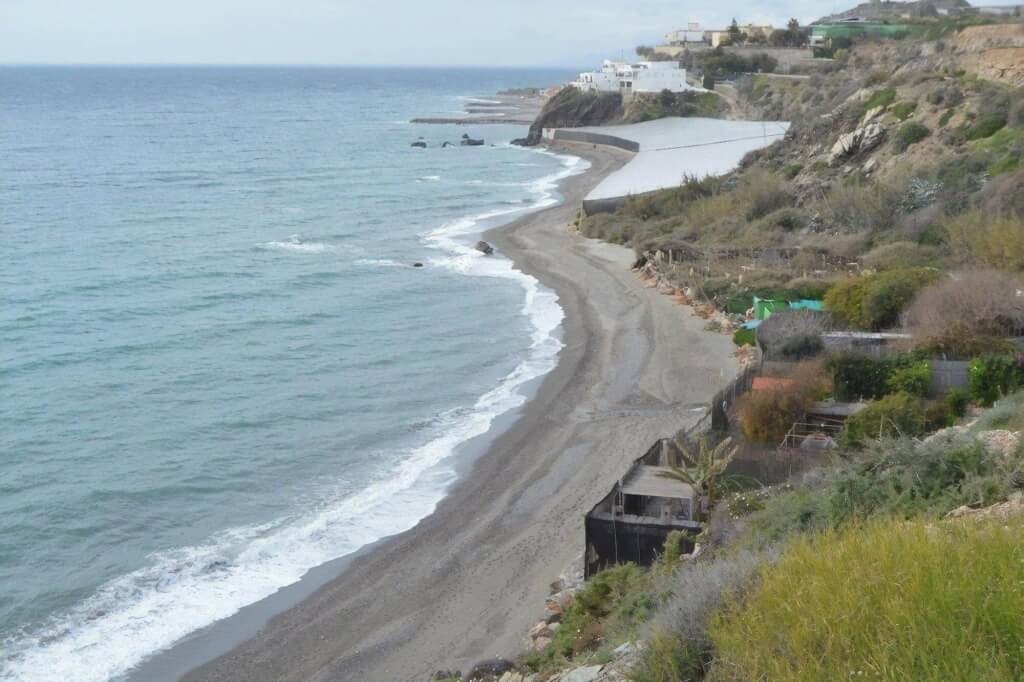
[657, 436, 739, 521]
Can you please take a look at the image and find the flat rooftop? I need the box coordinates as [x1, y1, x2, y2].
[558, 117, 790, 206]
[621, 465, 695, 499]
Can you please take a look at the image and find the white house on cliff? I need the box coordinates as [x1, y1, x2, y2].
[571, 60, 694, 96]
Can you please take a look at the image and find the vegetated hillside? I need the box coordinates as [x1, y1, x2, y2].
[513, 86, 724, 146]
[469, 17, 1024, 682]
[582, 18, 1024, 332]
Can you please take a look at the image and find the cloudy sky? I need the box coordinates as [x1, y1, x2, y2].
[0, 0, 1011, 66]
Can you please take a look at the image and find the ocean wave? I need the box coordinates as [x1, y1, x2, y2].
[255, 235, 336, 254]
[0, 144, 589, 682]
[355, 258, 408, 268]
[416, 175, 441, 183]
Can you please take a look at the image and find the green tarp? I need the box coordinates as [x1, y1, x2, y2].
[752, 297, 825, 321]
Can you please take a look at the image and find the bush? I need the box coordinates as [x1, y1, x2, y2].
[737, 362, 829, 443]
[756, 310, 830, 359]
[895, 120, 930, 151]
[861, 241, 941, 270]
[826, 174, 909, 233]
[740, 170, 792, 221]
[738, 387, 809, 444]
[887, 360, 932, 396]
[710, 516, 1024, 681]
[969, 353, 1024, 407]
[842, 392, 927, 447]
[864, 87, 896, 110]
[944, 209, 1024, 271]
[924, 400, 955, 430]
[904, 269, 1024, 357]
[825, 268, 939, 330]
[732, 328, 756, 347]
[890, 100, 918, 121]
[828, 354, 885, 401]
[946, 387, 971, 418]
[964, 113, 1007, 141]
[637, 550, 771, 682]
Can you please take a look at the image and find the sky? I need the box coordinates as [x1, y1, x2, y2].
[0, 0, 1015, 66]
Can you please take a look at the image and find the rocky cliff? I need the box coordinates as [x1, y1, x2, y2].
[512, 88, 624, 146]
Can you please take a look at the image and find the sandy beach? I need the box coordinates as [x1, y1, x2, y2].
[183, 144, 737, 682]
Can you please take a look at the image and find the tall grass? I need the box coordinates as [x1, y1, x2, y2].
[945, 209, 1024, 271]
[710, 515, 1024, 681]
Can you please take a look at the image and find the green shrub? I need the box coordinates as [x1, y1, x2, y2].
[924, 400, 955, 431]
[711, 516, 1024, 681]
[964, 113, 1007, 141]
[633, 631, 704, 682]
[732, 328, 756, 347]
[887, 360, 932, 396]
[895, 120, 930, 151]
[944, 209, 1024, 271]
[737, 387, 809, 444]
[825, 268, 939, 330]
[938, 108, 955, 127]
[890, 100, 918, 121]
[969, 353, 1024, 407]
[827, 353, 903, 402]
[841, 392, 927, 447]
[946, 388, 971, 418]
[864, 87, 896, 110]
[782, 163, 803, 179]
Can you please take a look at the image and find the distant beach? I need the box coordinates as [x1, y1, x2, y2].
[179, 141, 738, 681]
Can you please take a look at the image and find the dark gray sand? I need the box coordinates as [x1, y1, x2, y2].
[184, 144, 737, 682]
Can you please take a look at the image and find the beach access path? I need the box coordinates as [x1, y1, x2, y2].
[186, 144, 737, 682]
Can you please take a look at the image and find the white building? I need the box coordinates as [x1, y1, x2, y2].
[571, 60, 693, 95]
[666, 22, 706, 45]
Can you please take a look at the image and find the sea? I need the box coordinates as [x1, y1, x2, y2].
[0, 66, 584, 681]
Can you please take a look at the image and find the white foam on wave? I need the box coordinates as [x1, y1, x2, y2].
[457, 96, 501, 105]
[355, 258, 407, 268]
[0, 146, 590, 682]
[416, 175, 441, 183]
[256, 234, 336, 254]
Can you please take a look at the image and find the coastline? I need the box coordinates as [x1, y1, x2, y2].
[176, 142, 738, 682]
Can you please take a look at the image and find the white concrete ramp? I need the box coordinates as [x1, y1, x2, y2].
[551, 117, 790, 212]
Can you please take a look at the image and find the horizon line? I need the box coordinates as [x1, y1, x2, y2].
[0, 62, 586, 70]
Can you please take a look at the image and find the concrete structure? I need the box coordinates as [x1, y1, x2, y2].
[707, 24, 775, 47]
[666, 22, 707, 45]
[584, 439, 700, 577]
[544, 117, 790, 214]
[571, 60, 693, 96]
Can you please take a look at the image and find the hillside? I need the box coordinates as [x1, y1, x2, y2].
[452, 14, 1024, 682]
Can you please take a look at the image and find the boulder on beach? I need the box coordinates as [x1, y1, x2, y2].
[475, 240, 494, 255]
[462, 659, 513, 681]
[413, 262, 424, 268]
[460, 133, 484, 146]
[411, 141, 427, 148]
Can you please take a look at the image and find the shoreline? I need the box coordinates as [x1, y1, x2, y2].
[176, 142, 737, 682]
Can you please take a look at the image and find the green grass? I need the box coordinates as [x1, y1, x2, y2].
[732, 328, 756, 347]
[864, 87, 896, 111]
[710, 515, 1024, 681]
[963, 113, 1007, 141]
[890, 100, 918, 121]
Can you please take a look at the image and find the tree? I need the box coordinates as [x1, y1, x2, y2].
[635, 45, 655, 58]
[728, 18, 741, 41]
[657, 436, 739, 520]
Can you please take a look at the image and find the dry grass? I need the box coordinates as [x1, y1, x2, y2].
[709, 514, 1024, 681]
[945, 208, 1024, 271]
